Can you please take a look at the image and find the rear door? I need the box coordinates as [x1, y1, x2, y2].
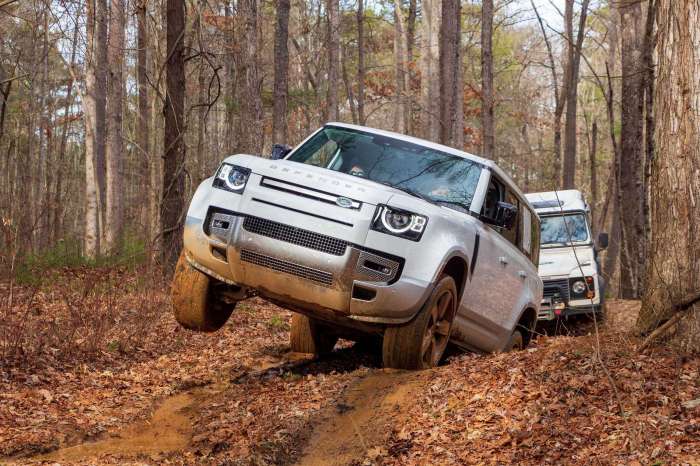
[455, 175, 520, 350]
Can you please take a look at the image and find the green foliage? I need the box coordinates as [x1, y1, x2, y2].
[13, 232, 147, 286]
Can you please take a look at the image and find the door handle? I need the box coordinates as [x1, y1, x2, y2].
[499, 256, 508, 265]
[518, 271, 527, 279]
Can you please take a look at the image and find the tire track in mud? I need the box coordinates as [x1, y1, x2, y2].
[24, 354, 307, 464]
[298, 369, 428, 466]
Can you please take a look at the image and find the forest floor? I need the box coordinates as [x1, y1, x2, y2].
[0, 267, 699, 465]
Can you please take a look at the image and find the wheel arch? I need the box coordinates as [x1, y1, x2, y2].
[515, 306, 538, 347]
[437, 254, 469, 302]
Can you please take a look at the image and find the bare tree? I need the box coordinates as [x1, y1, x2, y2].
[105, 0, 125, 253]
[481, 0, 494, 159]
[421, 0, 440, 141]
[356, 0, 366, 125]
[273, 0, 290, 144]
[393, 0, 409, 133]
[618, 0, 646, 298]
[162, 0, 186, 269]
[326, 0, 339, 121]
[83, 0, 101, 258]
[638, 0, 700, 352]
[561, 0, 590, 189]
[439, 0, 462, 148]
[237, 0, 263, 154]
[136, 0, 151, 251]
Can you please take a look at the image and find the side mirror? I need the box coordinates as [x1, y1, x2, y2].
[494, 201, 518, 229]
[271, 143, 292, 160]
[597, 232, 609, 250]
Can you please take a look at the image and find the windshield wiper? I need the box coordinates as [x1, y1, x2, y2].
[434, 199, 471, 212]
[377, 181, 433, 203]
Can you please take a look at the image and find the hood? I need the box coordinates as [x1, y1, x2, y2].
[538, 246, 597, 278]
[225, 154, 426, 208]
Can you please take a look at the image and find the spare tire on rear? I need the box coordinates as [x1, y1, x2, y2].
[171, 251, 235, 332]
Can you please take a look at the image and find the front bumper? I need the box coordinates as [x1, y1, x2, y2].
[183, 210, 432, 326]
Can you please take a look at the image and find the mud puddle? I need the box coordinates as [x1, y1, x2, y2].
[36, 391, 197, 463]
[298, 369, 427, 466]
[29, 352, 304, 464]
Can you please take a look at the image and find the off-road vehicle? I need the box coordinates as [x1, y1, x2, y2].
[525, 190, 607, 321]
[172, 123, 543, 369]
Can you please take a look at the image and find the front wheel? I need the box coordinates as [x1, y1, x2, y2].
[171, 251, 235, 332]
[383, 275, 457, 370]
[290, 314, 338, 355]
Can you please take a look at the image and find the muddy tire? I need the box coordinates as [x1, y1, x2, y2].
[290, 314, 338, 355]
[506, 329, 524, 351]
[383, 276, 457, 370]
[171, 251, 234, 332]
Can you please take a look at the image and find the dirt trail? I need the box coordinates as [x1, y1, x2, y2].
[298, 369, 428, 466]
[37, 391, 196, 463]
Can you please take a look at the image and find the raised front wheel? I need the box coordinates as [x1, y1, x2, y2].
[171, 251, 235, 332]
[383, 275, 457, 370]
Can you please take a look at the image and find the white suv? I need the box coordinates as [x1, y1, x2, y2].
[525, 190, 607, 321]
[172, 123, 544, 368]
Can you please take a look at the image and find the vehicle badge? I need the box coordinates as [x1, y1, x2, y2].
[335, 197, 353, 208]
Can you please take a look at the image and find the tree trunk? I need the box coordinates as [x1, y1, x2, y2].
[326, 0, 340, 121]
[589, 120, 598, 228]
[439, 0, 462, 148]
[562, 0, 591, 189]
[162, 0, 186, 269]
[356, 0, 366, 125]
[273, 0, 290, 144]
[637, 0, 700, 352]
[137, 0, 151, 253]
[421, 0, 440, 142]
[84, 0, 101, 258]
[480, 0, 494, 159]
[618, 0, 646, 298]
[237, 0, 263, 155]
[393, 0, 408, 134]
[95, 0, 108, 243]
[105, 0, 125, 253]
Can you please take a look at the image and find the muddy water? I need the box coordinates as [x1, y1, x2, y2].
[38, 392, 195, 462]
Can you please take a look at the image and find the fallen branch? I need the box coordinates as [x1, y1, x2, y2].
[639, 291, 700, 351]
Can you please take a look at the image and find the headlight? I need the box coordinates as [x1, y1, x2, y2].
[571, 280, 587, 294]
[213, 163, 250, 193]
[570, 276, 595, 298]
[371, 205, 427, 241]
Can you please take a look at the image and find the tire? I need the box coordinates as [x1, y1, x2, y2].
[383, 276, 457, 370]
[506, 329, 524, 351]
[290, 314, 338, 355]
[171, 251, 235, 332]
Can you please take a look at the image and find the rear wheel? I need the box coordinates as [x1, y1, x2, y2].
[383, 276, 457, 370]
[290, 314, 338, 355]
[506, 329, 524, 351]
[171, 251, 235, 332]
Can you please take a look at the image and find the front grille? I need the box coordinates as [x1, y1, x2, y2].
[240, 249, 333, 286]
[543, 279, 570, 301]
[242, 216, 348, 256]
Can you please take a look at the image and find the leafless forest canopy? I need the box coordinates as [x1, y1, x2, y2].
[0, 0, 698, 348]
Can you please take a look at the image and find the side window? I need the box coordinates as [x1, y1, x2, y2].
[480, 177, 504, 220]
[530, 211, 541, 264]
[520, 205, 532, 257]
[501, 189, 520, 245]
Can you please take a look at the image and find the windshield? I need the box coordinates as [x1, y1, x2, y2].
[540, 214, 590, 246]
[288, 127, 483, 210]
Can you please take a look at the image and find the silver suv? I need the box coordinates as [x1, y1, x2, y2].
[172, 123, 543, 369]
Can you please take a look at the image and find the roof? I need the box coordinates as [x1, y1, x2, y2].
[324, 122, 529, 204]
[525, 190, 589, 214]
